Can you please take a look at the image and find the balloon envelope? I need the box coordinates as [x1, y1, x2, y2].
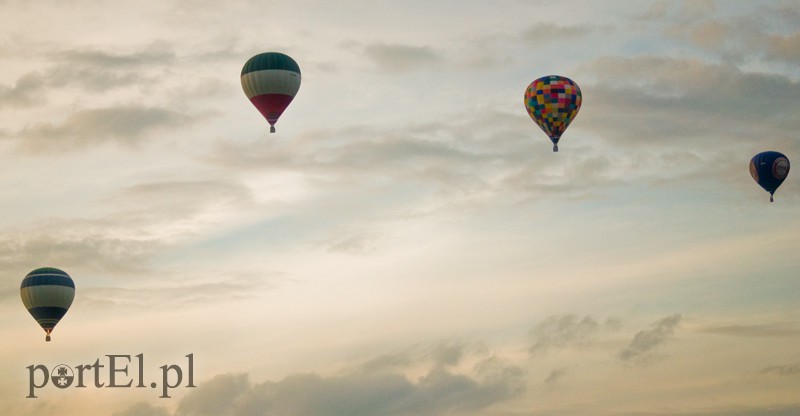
[524, 75, 582, 152]
[750, 151, 790, 202]
[20, 267, 75, 341]
[241, 52, 301, 133]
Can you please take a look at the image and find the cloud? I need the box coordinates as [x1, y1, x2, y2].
[543, 368, 567, 388]
[46, 43, 177, 91]
[171, 364, 524, 416]
[0, 73, 47, 108]
[0, 284, 17, 303]
[206, 121, 516, 204]
[107, 179, 255, 225]
[698, 323, 800, 338]
[55, 43, 176, 68]
[320, 229, 382, 255]
[658, 4, 800, 65]
[18, 105, 193, 152]
[0, 179, 254, 283]
[0, 43, 180, 108]
[157, 343, 525, 416]
[112, 402, 171, 416]
[80, 272, 274, 310]
[760, 362, 800, 376]
[639, 0, 716, 23]
[108, 343, 519, 416]
[215, 94, 728, 210]
[765, 31, 800, 64]
[0, 231, 160, 276]
[360, 352, 412, 373]
[363, 42, 442, 72]
[430, 342, 465, 367]
[614, 405, 800, 416]
[175, 373, 250, 416]
[619, 313, 681, 363]
[521, 23, 590, 43]
[529, 314, 602, 355]
[580, 55, 800, 147]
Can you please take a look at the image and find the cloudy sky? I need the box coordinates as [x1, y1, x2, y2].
[1, 0, 799, 415]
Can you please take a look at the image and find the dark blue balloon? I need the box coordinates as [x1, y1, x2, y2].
[749, 151, 790, 202]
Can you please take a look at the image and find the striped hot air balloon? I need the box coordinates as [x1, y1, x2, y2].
[241, 52, 301, 133]
[20, 267, 75, 342]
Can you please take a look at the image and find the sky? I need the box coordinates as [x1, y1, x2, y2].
[0, 0, 799, 415]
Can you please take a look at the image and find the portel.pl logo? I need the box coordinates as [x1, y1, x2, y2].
[27, 354, 196, 399]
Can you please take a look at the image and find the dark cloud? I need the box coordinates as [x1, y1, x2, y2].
[18, 105, 193, 152]
[0, 72, 47, 108]
[543, 368, 567, 389]
[173, 364, 524, 416]
[658, 4, 800, 65]
[582, 56, 800, 146]
[363, 42, 442, 72]
[46, 44, 176, 91]
[112, 402, 171, 416]
[360, 352, 412, 373]
[176, 373, 250, 416]
[529, 314, 602, 355]
[521, 23, 590, 43]
[760, 362, 800, 376]
[638, 0, 717, 23]
[0, 43, 178, 103]
[430, 342, 465, 367]
[698, 323, 800, 338]
[619, 313, 681, 363]
[0, 231, 159, 277]
[159, 343, 525, 416]
[615, 404, 800, 416]
[55, 44, 176, 68]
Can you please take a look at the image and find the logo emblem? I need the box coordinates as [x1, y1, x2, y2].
[773, 157, 789, 180]
[50, 365, 74, 389]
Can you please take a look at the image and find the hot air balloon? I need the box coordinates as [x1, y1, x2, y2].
[20, 267, 75, 342]
[524, 75, 582, 152]
[241, 52, 301, 133]
[750, 151, 790, 202]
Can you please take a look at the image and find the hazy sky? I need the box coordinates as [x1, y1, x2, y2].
[1, 1, 799, 415]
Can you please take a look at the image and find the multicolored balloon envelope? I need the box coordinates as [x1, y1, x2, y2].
[750, 151, 790, 202]
[524, 75, 582, 152]
[20, 267, 75, 342]
[241, 52, 301, 133]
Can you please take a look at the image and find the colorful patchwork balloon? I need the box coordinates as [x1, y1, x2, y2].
[750, 151, 790, 202]
[241, 52, 301, 133]
[524, 75, 582, 152]
[20, 267, 75, 342]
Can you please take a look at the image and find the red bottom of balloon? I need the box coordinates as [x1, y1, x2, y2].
[250, 94, 295, 126]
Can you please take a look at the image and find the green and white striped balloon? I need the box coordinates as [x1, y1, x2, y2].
[20, 267, 75, 342]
